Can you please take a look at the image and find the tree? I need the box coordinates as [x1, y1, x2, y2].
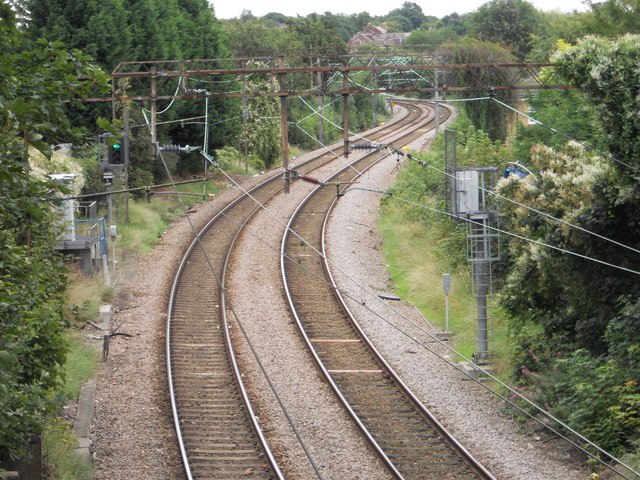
[468, 0, 543, 59]
[26, 0, 130, 70]
[436, 38, 517, 141]
[585, 0, 640, 37]
[527, 11, 590, 62]
[224, 16, 303, 56]
[385, 2, 427, 31]
[0, 5, 109, 461]
[496, 35, 640, 454]
[512, 60, 598, 163]
[554, 35, 640, 180]
[406, 26, 460, 51]
[285, 14, 347, 54]
[441, 13, 471, 36]
[27, 0, 228, 177]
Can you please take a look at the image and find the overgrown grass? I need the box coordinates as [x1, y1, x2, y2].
[378, 177, 514, 374]
[65, 269, 113, 325]
[379, 205, 477, 361]
[41, 331, 98, 480]
[42, 418, 92, 480]
[117, 180, 219, 253]
[59, 331, 99, 402]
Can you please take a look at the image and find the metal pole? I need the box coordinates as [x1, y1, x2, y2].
[242, 77, 248, 172]
[474, 218, 489, 362]
[442, 273, 451, 332]
[317, 59, 324, 145]
[434, 70, 440, 135]
[343, 70, 350, 157]
[106, 184, 114, 274]
[372, 67, 378, 127]
[278, 57, 290, 193]
[150, 67, 158, 160]
[106, 184, 113, 231]
[123, 107, 130, 224]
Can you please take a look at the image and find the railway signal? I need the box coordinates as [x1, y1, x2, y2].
[99, 133, 128, 169]
[108, 138, 124, 165]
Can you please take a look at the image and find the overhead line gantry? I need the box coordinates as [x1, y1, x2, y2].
[81, 54, 573, 191]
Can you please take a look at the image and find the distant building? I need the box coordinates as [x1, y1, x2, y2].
[347, 24, 410, 51]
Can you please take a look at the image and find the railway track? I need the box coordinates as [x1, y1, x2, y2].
[281, 104, 495, 479]
[166, 101, 430, 479]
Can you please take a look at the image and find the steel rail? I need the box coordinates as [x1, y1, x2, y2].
[281, 101, 495, 479]
[166, 107, 416, 479]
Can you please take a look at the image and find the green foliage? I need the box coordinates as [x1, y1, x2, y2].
[384, 116, 508, 265]
[468, 0, 544, 60]
[519, 350, 640, 455]
[512, 89, 598, 163]
[380, 118, 512, 359]
[527, 12, 591, 62]
[554, 35, 640, 181]
[223, 16, 303, 55]
[585, 0, 640, 37]
[0, 6, 108, 462]
[42, 417, 92, 479]
[498, 143, 619, 350]
[406, 27, 460, 51]
[385, 2, 427, 32]
[285, 14, 347, 54]
[58, 332, 98, 403]
[27, 0, 228, 178]
[497, 139, 640, 453]
[436, 38, 517, 141]
[235, 72, 281, 169]
[27, 0, 223, 68]
[214, 145, 264, 173]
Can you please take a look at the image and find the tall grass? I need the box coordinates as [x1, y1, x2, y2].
[65, 269, 112, 325]
[59, 331, 99, 402]
[117, 180, 218, 253]
[379, 205, 478, 360]
[378, 164, 513, 373]
[42, 418, 92, 480]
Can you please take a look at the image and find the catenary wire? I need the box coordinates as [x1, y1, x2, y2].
[146, 93, 638, 478]
[296, 95, 640, 272]
[141, 116, 323, 479]
[204, 153, 638, 480]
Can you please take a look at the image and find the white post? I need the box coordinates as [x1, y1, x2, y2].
[442, 273, 451, 332]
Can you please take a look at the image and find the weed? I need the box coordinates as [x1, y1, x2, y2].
[42, 417, 92, 480]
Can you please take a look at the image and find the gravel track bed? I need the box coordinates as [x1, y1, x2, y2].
[226, 152, 393, 480]
[324, 144, 591, 478]
[90, 109, 589, 479]
[91, 175, 265, 479]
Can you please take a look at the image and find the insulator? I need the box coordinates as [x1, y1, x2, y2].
[351, 142, 381, 150]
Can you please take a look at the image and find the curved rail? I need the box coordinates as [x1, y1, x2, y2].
[281, 101, 495, 479]
[166, 105, 419, 478]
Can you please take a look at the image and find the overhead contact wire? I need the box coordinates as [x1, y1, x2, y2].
[144, 120, 321, 479]
[297, 97, 640, 274]
[207, 157, 637, 479]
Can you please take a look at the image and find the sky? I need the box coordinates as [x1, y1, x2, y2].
[213, 0, 589, 20]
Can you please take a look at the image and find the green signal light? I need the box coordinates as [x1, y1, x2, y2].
[113, 143, 121, 149]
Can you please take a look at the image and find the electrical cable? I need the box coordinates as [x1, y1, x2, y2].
[296, 96, 640, 273]
[143, 90, 638, 477]
[403, 151, 640, 257]
[142, 77, 183, 115]
[203, 153, 638, 480]
[141, 119, 322, 479]
[492, 97, 640, 176]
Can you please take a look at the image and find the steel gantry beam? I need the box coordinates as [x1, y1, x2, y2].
[89, 53, 573, 195]
[80, 54, 572, 104]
